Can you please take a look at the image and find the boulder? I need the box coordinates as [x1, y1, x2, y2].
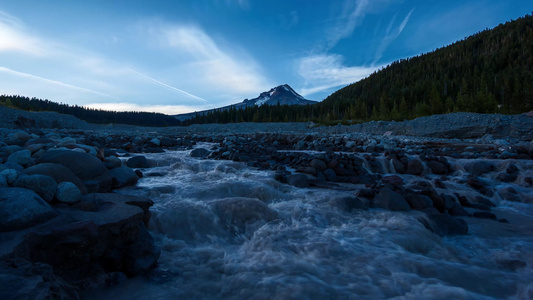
[126, 156, 150, 169]
[323, 168, 337, 181]
[464, 161, 494, 176]
[211, 197, 278, 236]
[427, 160, 448, 175]
[0, 169, 19, 185]
[309, 159, 327, 172]
[373, 188, 410, 211]
[104, 156, 122, 169]
[406, 159, 424, 175]
[109, 167, 139, 188]
[38, 150, 111, 192]
[287, 174, 308, 188]
[391, 158, 405, 174]
[14, 174, 57, 202]
[24, 163, 87, 194]
[55, 182, 81, 204]
[419, 212, 468, 236]
[294, 140, 306, 150]
[190, 148, 210, 158]
[7, 150, 32, 167]
[15, 195, 159, 282]
[0, 187, 57, 232]
[406, 194, 433, 210]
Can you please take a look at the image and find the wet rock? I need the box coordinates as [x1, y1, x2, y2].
[323, 168, 337, 181]
[472, 211, 497, 220]
[497, 187, 521, 202]
[7, 150, 32, 167]
[55, 181, 81, 204]
[419, 212, 468, 236]
[14, 174, 57, 202]
[496, 172, 518, 183]
[0, 168, 19, 185]
[427, 160, 448, 175]
[126, 156, 150, 169]
[211, 197, 278, 236]
[297, 166, 317, 176]
[294, 140, 306, 150]
[406, 159, 424, 175]
[373, 188, 410, 211]
[329, 196, 365, 212]
[448, 202, 469, 216]
[24, 163, 87, 194]
[38, 150, 111, 192]
[382, 175, 404, 186]
[310, 159, 327, 172]
[104, 156, 122, 169]
[406, 194, 433, 210]
[464, 161, 494, 176]
[109, 167, 139, 188]
[190, 148, 210, 158]
[287, 174, 309, 188]
[391, 158, 405, 174]
[0, 187, 57, 232]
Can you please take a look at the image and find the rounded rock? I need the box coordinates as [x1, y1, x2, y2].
[55, 181, 82, 204]
[7, 150, 32, 167]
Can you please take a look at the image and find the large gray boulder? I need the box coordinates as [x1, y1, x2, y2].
[126, 156, 150, 168]
[13, 174, 57, 202]
[0, 187, 57, 232]
[109, 167, 139, 188]
[373, 188, 410, 211]
[38, 150, 111, 192]
[55, 182, 81, 204]
[24, 163, 87, 194]
[211, 197, 278, 236]
[7, 150, 32, 167]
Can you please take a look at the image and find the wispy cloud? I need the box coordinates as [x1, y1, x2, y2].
[373, 8, 414, 64]
[0, 66, 112, 98]
[158, 24, 272, 96]
[297, 54, 381, 97]
[0, 10, 47, 55]
[128, 68, 207, 102]
[327, 0, 371, 49]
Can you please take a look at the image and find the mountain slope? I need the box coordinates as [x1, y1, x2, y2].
[318, 14, 533, 121]
[174, 84, 316, 121]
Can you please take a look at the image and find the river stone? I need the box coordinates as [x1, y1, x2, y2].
[406, 194, 433, 210]
[149, 138, 160, 146]
[14, 174, 57, 202]
[24, 163, 87, 194]
[126, 156, 150, 168]
[55, 181, 81, 204]
[0, 187, 57, 232]
[323, 168, 337, 181]
[38, 150, 111, 192]
[0, 168, 19, 184]
[391, 158, 405, 174]
[294, 140, 306, 150]
[419, 212, 468, 236]
[373, 188, 410, 211]
[310, 159, 327, 172]
[104, 155, 122, 169]
[406, 159, 424, 175]
[190, 148, 210, 158]
[7, 150, 32, 167]
[464, 161, 494, 176]
[0, 174, 6, 187]
[109, 167, 139, 188]
[287, 174, 309, 188]
[426, 160, 448, 175]
[211, 197, 278, 236]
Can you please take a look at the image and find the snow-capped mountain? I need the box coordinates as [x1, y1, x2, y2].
[174, 84, 316, 121]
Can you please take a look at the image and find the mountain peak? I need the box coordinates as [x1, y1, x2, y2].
[245, 84, 311, 107]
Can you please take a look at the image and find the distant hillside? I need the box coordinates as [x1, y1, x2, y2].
[175, 84, 316, 121]
[0, 95, 181, 127]
[319, 14, 533, 121]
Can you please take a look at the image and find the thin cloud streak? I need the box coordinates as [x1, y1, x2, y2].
[128, 68, 207, 102]
[372, 8, 414, 65]
[0, 66, 113, 98]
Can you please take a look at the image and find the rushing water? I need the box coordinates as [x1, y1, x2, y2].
[86, 145, 533, 299]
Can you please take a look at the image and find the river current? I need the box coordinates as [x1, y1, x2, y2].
[86, 145, 533, 299]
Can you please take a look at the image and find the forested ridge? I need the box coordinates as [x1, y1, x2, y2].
[187, 13, 533, 125]
[0, 95, 181, 127]
[320, 13, 533, 121]
[1, 14, 532, 126]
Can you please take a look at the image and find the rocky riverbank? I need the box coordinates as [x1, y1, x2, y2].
[1, 111, 532, 298]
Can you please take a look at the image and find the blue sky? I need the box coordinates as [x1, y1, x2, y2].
[0, 0, 532, 114]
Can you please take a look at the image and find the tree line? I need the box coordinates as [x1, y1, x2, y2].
[0, 95, 181, 127]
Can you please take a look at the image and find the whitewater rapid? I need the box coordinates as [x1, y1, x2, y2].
[85, 146, 533, 299]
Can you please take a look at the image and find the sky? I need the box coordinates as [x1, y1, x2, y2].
[0, 1, 532, 115]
